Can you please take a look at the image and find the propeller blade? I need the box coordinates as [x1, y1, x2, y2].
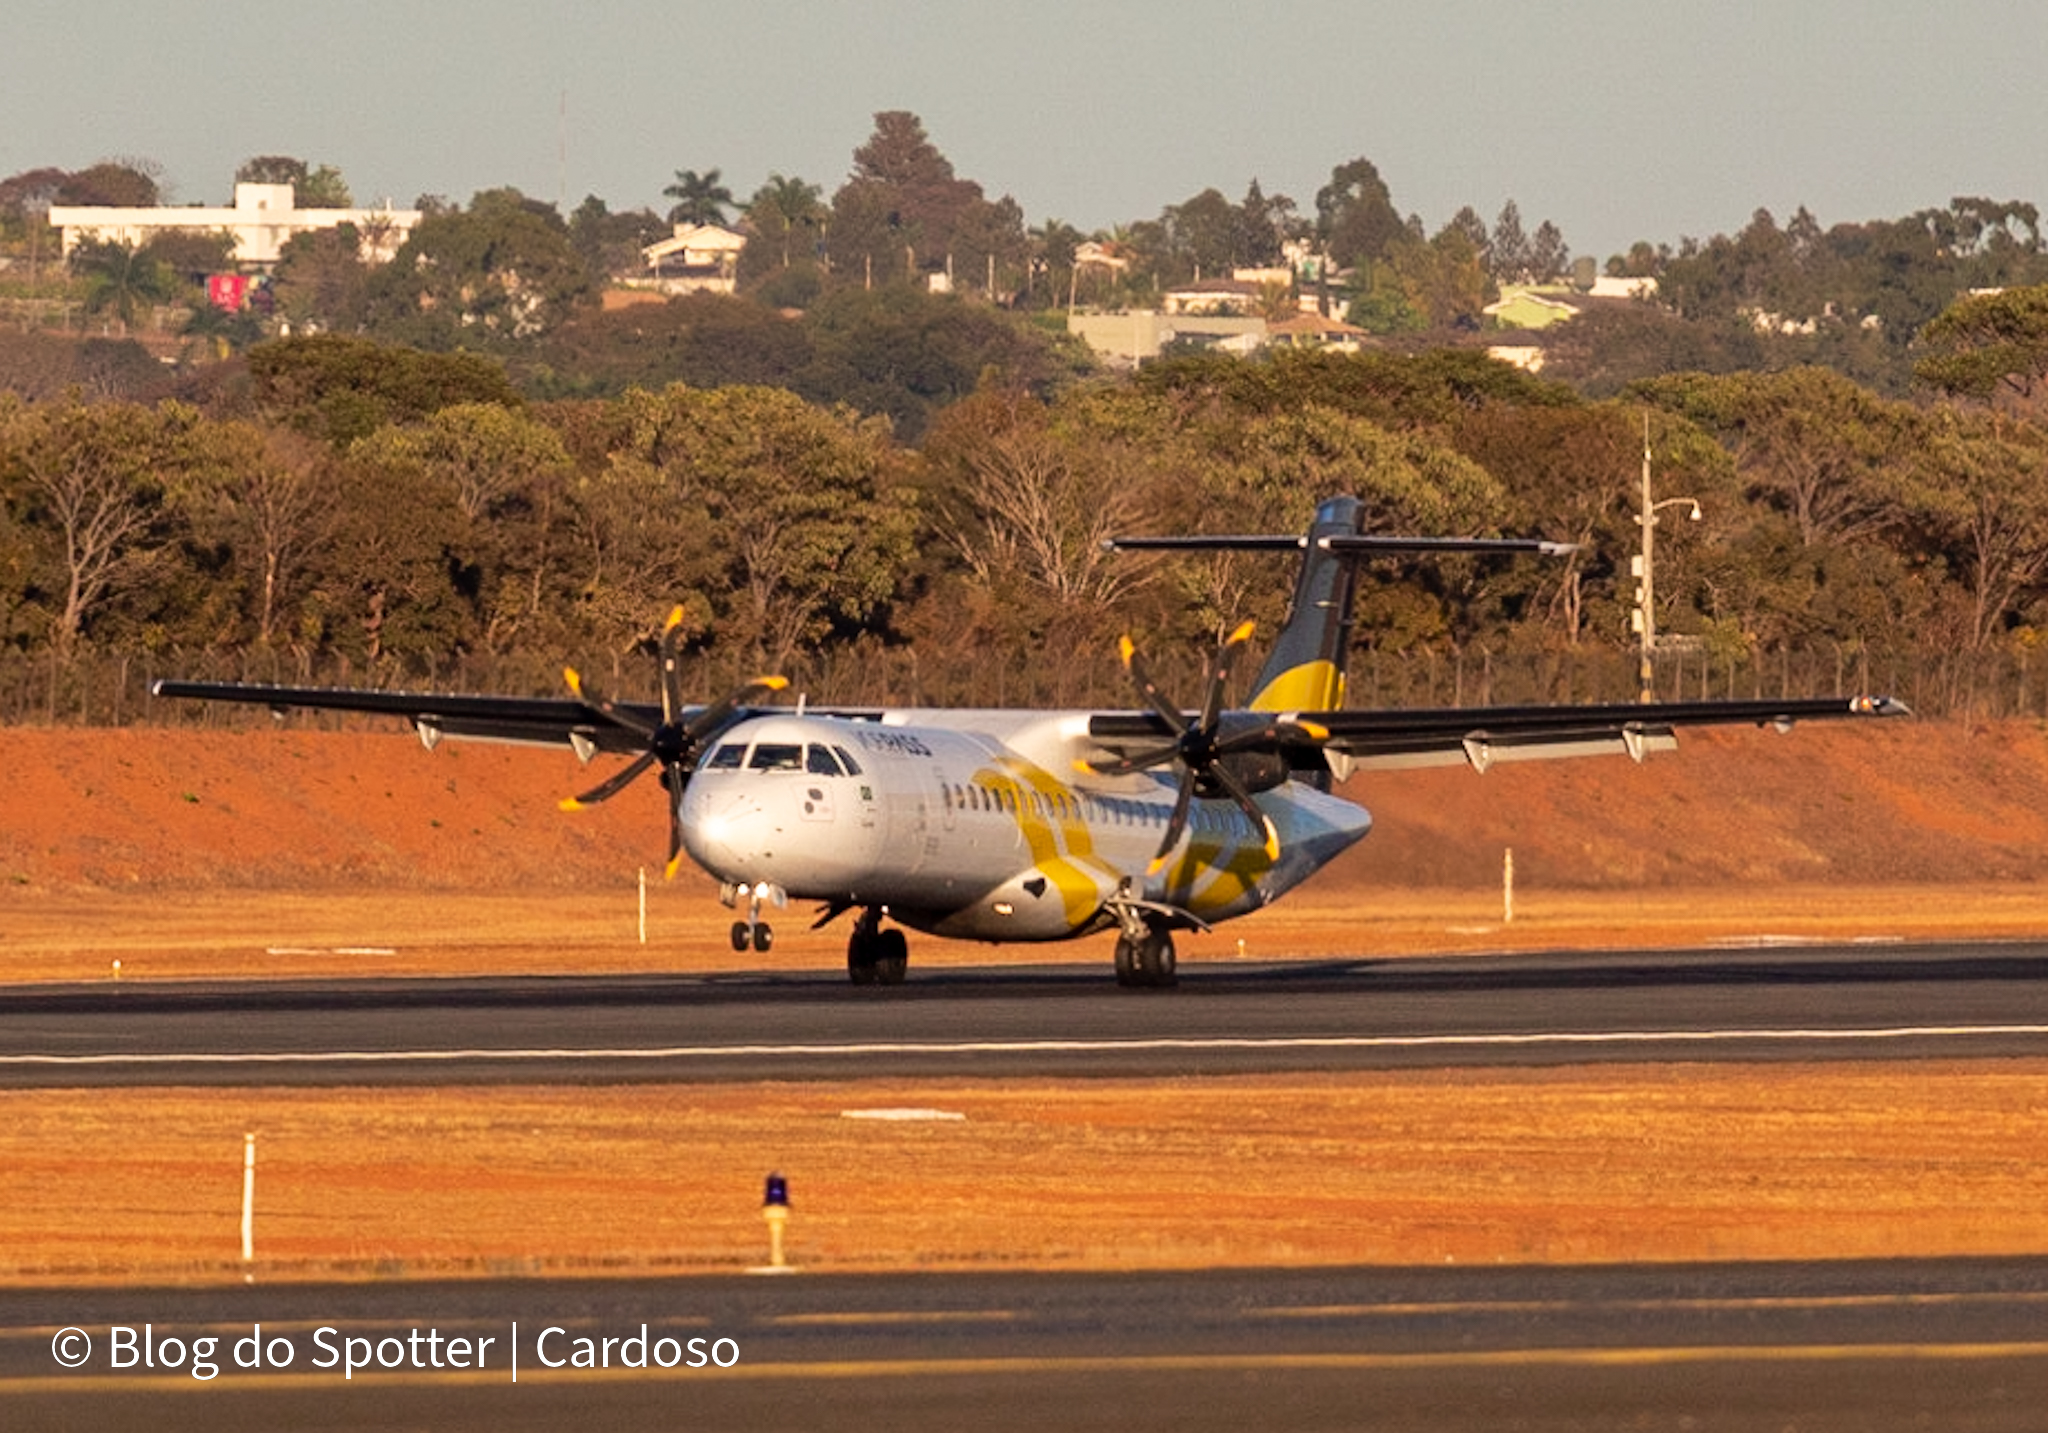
[657, 606, 688, 725]
[664, 794, 687, 880]
[1074, 743, 1182, 779]
[1212, 718, 1333, 758]
[1146, 768, 1200, 876]
[1120, 635, 1189, 736]
[1199, 620, 1255, 731]
[1210, 760, 1281, 863]
[560, 749, 657, 810]
[682, 675, 790, 743]
[563, 666, 657, 739]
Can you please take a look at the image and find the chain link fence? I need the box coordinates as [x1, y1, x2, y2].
[0, 642, 2031, 729]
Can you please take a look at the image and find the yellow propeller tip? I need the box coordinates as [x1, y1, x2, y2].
[563, 667, 584, 696]
[663, 855, 686, 881]
[664, 605, 687, 632]
[1300, 720, 1330, 741]
[1228, 619, 1257, 645]
[1072, 759, 1098, 775]
[1145, 856, 1170, 877]
[558, 797, 586, 812]
[758, 675, 790, 692]
[1118, 635, 1135, 667]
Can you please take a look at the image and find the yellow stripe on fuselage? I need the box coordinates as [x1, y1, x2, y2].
[976, 758, 1116, 929]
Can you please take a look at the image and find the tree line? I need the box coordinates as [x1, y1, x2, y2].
[5, 298, 2048, 718]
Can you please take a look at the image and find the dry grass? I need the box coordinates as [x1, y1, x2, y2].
[6, 884, 2048, 985]
[5, 1063, 2047, 1287]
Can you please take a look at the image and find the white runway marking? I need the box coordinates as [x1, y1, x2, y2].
[5, 1024, 2048, 1067]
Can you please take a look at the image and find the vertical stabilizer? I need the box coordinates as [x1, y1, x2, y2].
[1248, 497, 1365, 713]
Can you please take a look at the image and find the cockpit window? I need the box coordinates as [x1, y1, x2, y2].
[704, 743, 745, 770]
[806, 744, 845, 776]
[747, 743, 804, 771]
[831, 745, 863, 776]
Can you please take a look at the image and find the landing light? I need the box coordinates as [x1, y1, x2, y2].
[993, 901, 1015, 917]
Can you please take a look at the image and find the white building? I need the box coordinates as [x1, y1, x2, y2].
[47, 182, 422, 268]
[634, 223, 747, 295]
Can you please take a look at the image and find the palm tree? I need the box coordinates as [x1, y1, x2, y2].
[745, 174, 826, 268]
[70, 239, 177, 332]
[663, 168, 734, 227]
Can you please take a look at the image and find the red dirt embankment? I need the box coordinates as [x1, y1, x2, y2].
[1, 716, 2043, 893]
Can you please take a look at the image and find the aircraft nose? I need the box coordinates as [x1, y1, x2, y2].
[683, 789, 781, 875]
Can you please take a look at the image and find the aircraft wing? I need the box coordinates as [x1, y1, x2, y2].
[1087, 695, 1908, 776]
[151, 679, 665, 755]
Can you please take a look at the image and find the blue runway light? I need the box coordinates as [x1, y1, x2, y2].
[764, 1173, 789, 1208]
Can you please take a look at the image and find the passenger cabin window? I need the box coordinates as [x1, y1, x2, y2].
[747, 743, 804, 772]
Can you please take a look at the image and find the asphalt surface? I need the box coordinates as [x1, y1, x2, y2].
[4, 941, 2048, 1085]
[7, 1260, 2048, 1431]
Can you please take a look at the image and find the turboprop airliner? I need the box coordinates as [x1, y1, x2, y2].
[154, 496, 1904, 987]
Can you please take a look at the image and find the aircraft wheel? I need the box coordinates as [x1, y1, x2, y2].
[729, 921, 752, 953]
[1113, 935, 1140, 987]
[847, 932, 879, 985]
[752, 923, 774, 954]
[1140, 931, 1177, 988]
[874, 929, 909, 985]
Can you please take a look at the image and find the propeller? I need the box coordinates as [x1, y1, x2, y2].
[559, 606, 788, 877]
[1080, 621, 1329, 876]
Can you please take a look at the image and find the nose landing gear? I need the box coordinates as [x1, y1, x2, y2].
[723, 881, 786, 955]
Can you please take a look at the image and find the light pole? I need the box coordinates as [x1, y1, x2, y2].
[1634, 416, 1701, 703]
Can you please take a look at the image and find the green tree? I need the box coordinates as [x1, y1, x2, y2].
[596, 384, 919, 664]
[354, 403, 576, 651]
[178, 421, 339, 647]
[237, 155, 308, 188]
[249, 335, 522, 447]
[1915, 284, 2048, 403]
[1914, 411, 2048, 647]
[662, 168, 735, 227]
[298, 164, 352, 208]
[272, 224, 372, 332]
[68, 238, 178, 331]
[368, 189, 594, 343]
[743, 174, 826, 272]
[827, 111, 1008, 286]
[58, 161, 160, 208]
[1315, 157, 1405, 271]
[0, 398, 195, 649]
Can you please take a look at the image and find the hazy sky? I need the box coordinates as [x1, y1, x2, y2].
[8, 1, 2044, 262]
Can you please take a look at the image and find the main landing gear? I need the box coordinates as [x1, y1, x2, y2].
[1113, 924, 1177, 989]
[847, 907, 908, 986]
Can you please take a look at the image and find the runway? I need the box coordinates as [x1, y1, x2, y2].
[6, 1259, 2048, 1431]
[4, 940, 2048, 1085]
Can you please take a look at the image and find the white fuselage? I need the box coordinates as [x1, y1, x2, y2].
[679, 709, 1373, 942]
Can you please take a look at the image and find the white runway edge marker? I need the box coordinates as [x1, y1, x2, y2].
[240, 1132, 255, 1280]
[840, 1108, 969, 1121]
[264, 947, 400, 957]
